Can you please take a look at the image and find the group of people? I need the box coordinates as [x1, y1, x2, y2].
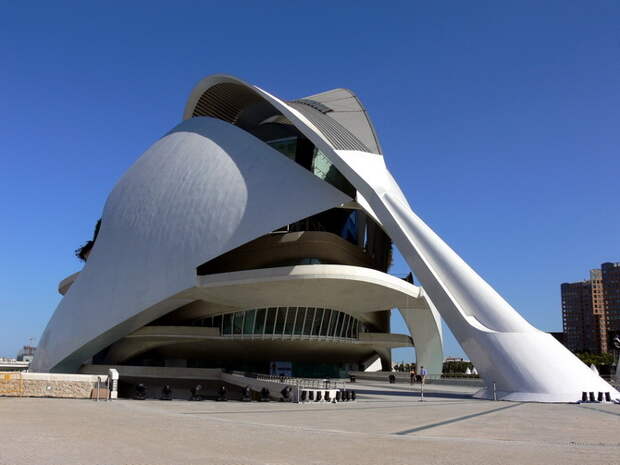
[409, 366, 428, 384]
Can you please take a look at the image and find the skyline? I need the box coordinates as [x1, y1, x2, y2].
[1, 2, 619, 361]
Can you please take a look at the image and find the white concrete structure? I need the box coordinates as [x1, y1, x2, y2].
[33, 75, 618, 402]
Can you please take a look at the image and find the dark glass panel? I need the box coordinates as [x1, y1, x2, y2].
[303, 308, 315, 336]
[254, 309, 266, 334]
[328, 311, 338, 337]
[275, 307, 287, 334]
[346, 315, 353, 338]
[320, 310, 331, 336]
[233, 312, 243, 335]
[267, 137, 297, 161]
[243, 309, 256, 334]
[265, 307, 277, 334]
[294, 308, 306, 335]
[334, 312, 345, 338]
[312, 308, 324, 336]
[222, 313, 232, 335]
[284, 307, 296, 334]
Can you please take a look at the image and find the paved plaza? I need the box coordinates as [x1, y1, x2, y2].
[1, 381, 618, 465]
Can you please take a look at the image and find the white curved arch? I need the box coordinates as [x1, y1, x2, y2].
[181, 75, 618, 401]
[32, 117, 350, 372]
[103, 264, 442, 367]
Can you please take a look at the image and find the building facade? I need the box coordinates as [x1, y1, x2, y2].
[32, 74, 617, 402]
[602, 263, 620, 352]
[561, 262, 620, 354]
[36, 79, 445, 379]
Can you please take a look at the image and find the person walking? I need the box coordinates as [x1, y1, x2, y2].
[409, 367, 416, 384]
[420, 366, 428, 384]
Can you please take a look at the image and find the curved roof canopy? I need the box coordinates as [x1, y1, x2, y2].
[183, 75, 382, 155]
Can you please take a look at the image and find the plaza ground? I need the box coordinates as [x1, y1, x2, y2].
[1, 381, 618, 465]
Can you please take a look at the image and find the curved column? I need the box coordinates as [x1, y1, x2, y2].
[398, 292, 444, 375]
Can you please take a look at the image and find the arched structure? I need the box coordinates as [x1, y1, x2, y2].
[32, 75, 618, 402]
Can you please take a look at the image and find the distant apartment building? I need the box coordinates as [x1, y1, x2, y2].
[561, 262, 620, 354]
[601, 262, 620, 350]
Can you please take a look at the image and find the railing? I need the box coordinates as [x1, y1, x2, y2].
[255, 374, 346, 390]
[347, 371, 484, 387]
[390, 372, 481, 380]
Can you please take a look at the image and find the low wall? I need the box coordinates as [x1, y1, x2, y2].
[0, 372, 109, 399]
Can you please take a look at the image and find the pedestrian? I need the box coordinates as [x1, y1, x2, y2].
[409, 367, 416, 384]
[420, 366, 428, 384]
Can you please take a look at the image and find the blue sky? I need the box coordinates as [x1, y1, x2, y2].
[1, 2, 618, 362]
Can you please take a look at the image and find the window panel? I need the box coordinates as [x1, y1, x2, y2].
[304, 308, 315, 336]
[328, 311, 338, 337]
[254, 309, 266, 334]
[213, 315, 222, 333]
[295, 307, 306, 335]
[275, 307, 286, 334]
[312, 308, 324, 336]
[335, 312, 345, 338]
[223, 313, 232, 335]
[243, 310, 255, 335]
[284, 307, 296, 334]
[268, 137, 297, 161]
[265, 307, 277, 335]
[320, 310, 331, 336]
[340, 314, 349, 338]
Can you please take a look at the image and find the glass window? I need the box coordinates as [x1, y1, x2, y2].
[243, 309, 256, 334]
[275, 307, 287, 334]
[284, 307, 296, 334]
[295, 307, 306, 335]
[313, 308, 324, 336]
[340, 314, 349, 337]
[304, 308, 315, 336]
[233, 312, 243, 335]
[265, 307, 277, 334]
[334, 312, 345, 338]
[346, 315, 353, 338]
[312, 150, 356, 197]
[328, 311, 338, 337]
[268, 137, 297, 161]
[320, 310, 331, 336]
[312, 150, 332, 179]
[254, 309, 266, 334]
[213, 315, 222, 332]
[222, 313, 232, 335]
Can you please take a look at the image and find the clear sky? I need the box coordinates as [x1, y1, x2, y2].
[1, 2, 618, 362]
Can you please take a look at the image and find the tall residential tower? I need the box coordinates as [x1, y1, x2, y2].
[562, 262, 620, 354]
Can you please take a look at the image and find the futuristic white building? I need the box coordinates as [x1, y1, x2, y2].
[33, 74, 618, 402]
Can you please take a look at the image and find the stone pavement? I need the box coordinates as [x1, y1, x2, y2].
[1, 381, 618, 465]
